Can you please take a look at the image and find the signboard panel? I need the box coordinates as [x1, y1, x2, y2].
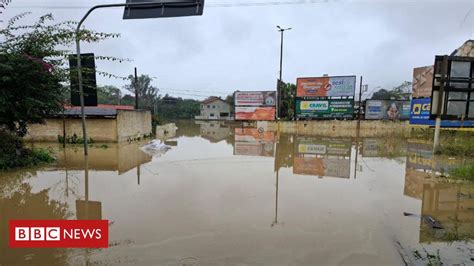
[295, 99, 353, 119]
[410, 98, 474, 126]
[293, 157, 350, 178]
[430, 55, 474, 120]
[123, 0, 205, 20]
[296, 76, 356, 97]
[69, 53, 98, 106]
[233, 128, 275, 157]
[234, 142, 274, 157]
[412, 65, 434, 98]
[365, 100, 410, 120]
[296, 137, 351, 156]
[234, 128, 275, 142]
[235, 91, 276, 106]
[235, 106, 275, 121]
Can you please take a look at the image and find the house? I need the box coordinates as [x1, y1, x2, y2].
[195, 96, 232, 120]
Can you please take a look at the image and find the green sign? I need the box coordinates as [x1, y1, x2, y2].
[296, 99, 354, 119]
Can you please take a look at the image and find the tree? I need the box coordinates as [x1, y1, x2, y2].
[155, 97, 200, 119]
[225, 94, 234, 107]
[123, 74, 159, 112]
[120, 94, 135, 106]
[0, 13, 121, 137]
[371, 81, 412, 100]
[97, 85, 122, 105]
[280, 82, 296, 119]
[0, 1, 13, 22]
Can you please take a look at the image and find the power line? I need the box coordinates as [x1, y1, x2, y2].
[159, 87, 232, 95]
[6, 0, 334, 10]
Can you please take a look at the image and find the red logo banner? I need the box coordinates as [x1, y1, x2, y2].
[9, 220, 108, 248]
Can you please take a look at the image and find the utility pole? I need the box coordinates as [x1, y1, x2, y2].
[357, 76, 363, 137]
[134, 67, 139, 109]
[433, 55, 448, 151]
[277, 26, 291, 119]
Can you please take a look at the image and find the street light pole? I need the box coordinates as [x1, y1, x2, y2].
[74, 1, 200, 156]
[277, 25, 291, 119]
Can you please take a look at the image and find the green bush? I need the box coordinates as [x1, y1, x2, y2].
[57, 134, 95, 144]
[449, 165, 474, 181]
[0, 131, 55, 170]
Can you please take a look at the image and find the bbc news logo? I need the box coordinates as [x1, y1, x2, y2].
[10, 220, 108, 248]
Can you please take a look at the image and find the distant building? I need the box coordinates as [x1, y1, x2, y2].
[195, 96, 232, 120]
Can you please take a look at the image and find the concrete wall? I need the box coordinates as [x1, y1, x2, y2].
[26, 118, 117, 142]
[26, 110, 151, 142]
[155, 123, 177, 140]
[272, 120, 411, 137]
[116, 110, 152, 142]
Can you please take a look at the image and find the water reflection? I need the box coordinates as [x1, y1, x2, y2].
[1, 121, 472, 265]
[292, 136, 351, 179]
[420, 183, 474, 243]
[234, 127, 276, 157]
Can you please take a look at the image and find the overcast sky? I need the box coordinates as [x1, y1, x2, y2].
[2, 0, 473, 99]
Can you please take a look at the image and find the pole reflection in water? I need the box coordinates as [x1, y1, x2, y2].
[272, 169, 279, 227]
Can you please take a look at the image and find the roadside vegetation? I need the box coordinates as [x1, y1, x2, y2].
[410, 128, 474, 157]
[0, 132, 55, 170]
[448, 164, 474, 181]
[0, 13, 122, 169]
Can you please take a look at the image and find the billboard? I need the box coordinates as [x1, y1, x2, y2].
[69, 53, 98, 106]
[412, 65, 434, 98]
[123, 0, 205, 20]
[296, 137, 351, 156]
[235, 106, 275, 121]
[293, 157, 350, 178]
[410, 98, 474, 127]
[295, 99, 353, 119]
[234, 128, 275, 157]
[235, 127, 275, 142]
[365, 100, 410, 120]
[235, 91, 276, 106]
[296, 76, 356, 97]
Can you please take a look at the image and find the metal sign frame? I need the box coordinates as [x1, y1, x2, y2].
[123, 0, 204, 19]
[430, 55, 474, 120]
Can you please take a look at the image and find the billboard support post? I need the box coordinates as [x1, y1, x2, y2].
[357, 76, 363, 137]
[134, 67, 138, 109]
[433, 56, 448, 151]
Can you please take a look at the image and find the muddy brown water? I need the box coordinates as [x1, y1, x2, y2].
[1, 121, 473, 265]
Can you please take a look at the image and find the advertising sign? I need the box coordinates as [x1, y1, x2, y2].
[234, 142, 275, 157]
[409, 98, 474, 127]
[296, 76, 356, 97]
[412, 66, 434, 98]
[235, 91, 276, 106]
[235, 106, 275, 121]
[234, 128, 275, 157]
[69, 53, 98, 106]
[295, 99, 353, 119]
[293, 157, 350, 178]
[234, 128, 275, 142]
[296, 138, 351, 156]
[365, 100, 410, 120]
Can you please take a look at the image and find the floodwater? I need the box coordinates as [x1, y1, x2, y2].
[1, 120, 473, 265]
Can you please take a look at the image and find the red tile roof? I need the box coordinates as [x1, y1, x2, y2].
[201, 96, 226, 105]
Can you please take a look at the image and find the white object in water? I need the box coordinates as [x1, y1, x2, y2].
[140, 140, 171, 157]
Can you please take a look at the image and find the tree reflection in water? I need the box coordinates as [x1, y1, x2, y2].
[0, 170, 71, 265]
